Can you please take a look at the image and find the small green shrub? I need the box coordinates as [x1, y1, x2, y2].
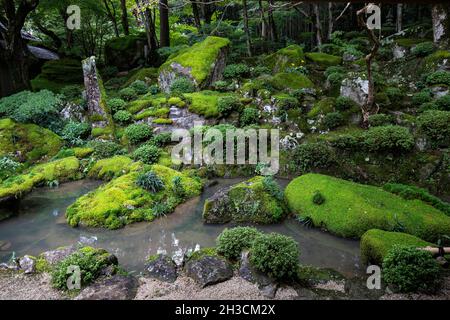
[113, 110, 132, 124]
[323, 112, 344, 129]
[418, 102, 439, 112]
[312, 190, 325, 205]
[216, 227, 262, 260]
[107, 98, 127, 113]
[382, 245, 441, 293]
[130, 80, 148, 95]
[149, 84, 160, 95]
[276, 96, 299, 110]
[334, 96, 355, 111]
[119, 87, 137, 101]
[124, 124, 153, 145]
[249, 233, 299, 280]
[217, 96, 242, 116]
[327, 72, 345, 86]
[385, 87, 404, 104]
[368, 113, 395, 127]
[172, 176, 185, 198]
[240, 107, 259, 126]
[324, 66, 345, 78]
[412, 90, 433, 106]
[133, 144, 161, 164]
[411, 41, 435, 57]
[262, 176, 284, 201]
[213, 80, 230, 92]
[0, 156, 21, 180]
[152, 202, 170, 218]
[136, 171, 165, 192]
[426, 71, 450, 86]
[170, 77, 195, 94]
[223, 63, 250, 79]
[417, 110, 450, 147]
[363, 125, 414, 152]
[329, 134, 360, 150]
[293, 142, 334, 172]
[435, 95, 450, 111]
[150, 132, 172, 147]
[86, 140, 125, 159]
[251, 66, 271, 77]
[61, 85, 82, 101]
[62, 121, 91, 146]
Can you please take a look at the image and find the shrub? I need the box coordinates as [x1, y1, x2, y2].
[240, 107, 259, 126]
[368, 113, 395, 127]
[327, 72, 345, 86]
[172, 176, 185, 198]
[435, 95, 450, 111]
[223, 63, 250, 79]
[262, 176, 283, 201]
[411, 41, 435, 57]
[335, 96, 355, 111]
[119, 87, 137, 101]
[136, 171, 165, 192]
[293, 142, 334, 172]
[152, 202, 170, 218]
[418, 102, 439, 112]
[61, 85, 82, 101]
[113, 110, 132, 124]
[213, 80, 230, 92]
[130, 80, 148, 95]
[385, 87, 404, 104]
[426, 71, 450, 86]
[0, 156, 21, 180]
[149, 84, 160, 95]
[382, 245, 441, 293]
[101, 66, 118, 79]
[62, 121, 91, 146]
[363, 125, 414, 152]
[107, 98, 127, 113]
[249, 233, 299, 280]
[150, 132, 172, 147]
[412, 90, 433, 106]
[312, 190, 325, 205]
[251, 66, 271, 77]
[170, 77, 195, 94]
[124, 124, 153, 145]
[417, 110, 450, 146]
[329, 134, 360, 150]
[323, 112, 344, 129]
[86, 140, 125, 158]
[133, 144, 161, 164]
[276, 96, 299, 110]
[216, 227, 262, 260]
[217, 96, 242, 116]
[324, 66, 345, 78]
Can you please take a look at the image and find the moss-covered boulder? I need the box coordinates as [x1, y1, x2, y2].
[306, 52, 342, 69]
[285, 174, 450, 241]
[360, 229, 433, 265]
[264, 44, 306, 73]
[66, 164, 202, 229]
[104, 33, 148, 71]
[0, 157, 81, 203]
[203, 176, 286, 224]
[270, 72, 314, 91]
[31, 58, 83, 93]
[158, 36, 230, 92]
[123, 67, 158, 87]
[88, 156, 142, 181]
[0, 118, 63, 163]
[184, 90, 226, 118]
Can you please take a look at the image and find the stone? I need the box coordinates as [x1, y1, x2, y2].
[0, 240, 11, 251]
[431, 85, 449, 98]
[238, 251, 273, 287]
[75, 275, 138, 300]
[343, 52, 359, 62]
[59, 102, 86, 122]
[145, 254, 178, 283]
[393, 44, 407, 59]
[185, 254, 233, 288]
[19, 255, 36, 274]
[41, 245, 77, 265]
[340, 77, 369, 106]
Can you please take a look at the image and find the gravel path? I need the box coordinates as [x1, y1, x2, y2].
[0, 272, 66, 300]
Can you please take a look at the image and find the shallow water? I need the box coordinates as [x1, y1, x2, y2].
[0, 178, 362, 276]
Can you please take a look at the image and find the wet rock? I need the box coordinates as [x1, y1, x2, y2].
[340, 77, 369, 106]
[185, 254, 233, 288]
[19, 255, 36, 274]
[344, 276, 386, 300]
[145, 254, 178, 283]
[75, 275, 138, 300]
[0, 261, 19, 271]
[41, 245, 77, 265]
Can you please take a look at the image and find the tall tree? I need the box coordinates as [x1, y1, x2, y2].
[159, 0, 169, 47]
[396, 3, 403, 33]
[313, 2, 322, 48]
[242, 0, 252, 56]
[0, 0, 40, 96]
[103, 0, 120, 37]
[120, 0, 129, 35]
[267, 0, 277, 42]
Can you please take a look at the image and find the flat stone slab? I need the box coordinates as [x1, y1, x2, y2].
[185, 255, 233, 288]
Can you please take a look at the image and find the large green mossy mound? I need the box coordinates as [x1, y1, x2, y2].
[285, 174, 450, 241]
[264, 44, 305, 73]
[305, 52, 342, 68]
[360, 229, 433, 265]
[66, 164, 202, 229]
[31, 58, 83, 93]
[184, 90, 226, 118]
[159, 36, 230, 88]
[203, 176, 286, 224]
[87, 156, 142, 181]
[0, 118, 63, 163]
[270, 72, 314, 90]
[0, 157, 81, 202]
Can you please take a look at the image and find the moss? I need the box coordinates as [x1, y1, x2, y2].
[0, 118, 63, 163]
[35, 257, 51, 273]
[153, 118, 173, 125]
[159, 36, 230, 86]
[423, 50, 450, 73]
[188, 247, 218, 261]
[285, 174, 450, 241]
[307, 97, 336, 118]
[72, 147, 94, 159]
[88, 156, 141, 180]
[31, 58, 83, 93]
[395, 38, 425, 48]
[127, 98, 153, 114]
[123, 67, 158, 87]
[91, 127, 113, 138]
[296, 265, 345, 286]
[360, 229, 433, 265]
[184, 90, 225, 118]
[134, 106, 170, 121]
[270, 72, 314, 91]
[0, 157, 81, 200]
[168, 96, 186, 107]
[305, 52, 342, 68]
[264, 44, 306, 72]
[66, 164, 202, 229]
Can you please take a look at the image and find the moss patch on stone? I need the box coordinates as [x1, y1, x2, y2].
[306, 52, 342, 68]
[88, 156, 142, 180]
[0, 118, 63, 163]
[184, 90, 224, 118]
[264, 44, 306, 72]
[360, 229, 433, 265]
[307, 97, 336, 118]
[270, 72, 314, 91]
[285, 174, 450, 241]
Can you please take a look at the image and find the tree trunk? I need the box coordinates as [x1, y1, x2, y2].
[267, 0, 277, 42]
[159, 0, 170, 47]
[103, 0, 120, 37]
[190, 0, 202, 33]
[396, 4, 403, 33]
[327, 2, 333, 40]
[259, 0, 268, 41]
[432, 3, 450, 47]
[202, 0, 214, 24]
[242, 0, 252, 57]
[120, 0, 130, 35]
[313, 3, 322, 49]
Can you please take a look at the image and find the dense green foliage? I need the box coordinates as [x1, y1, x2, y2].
[216, 227, 261, 260]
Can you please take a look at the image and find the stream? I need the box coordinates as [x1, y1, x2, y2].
[0, 178, 362, 277]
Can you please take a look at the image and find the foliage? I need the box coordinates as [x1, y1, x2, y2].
[249, 233, 299, 280]
[216, 227, 262, 260]
[262, 176, 283, 201]
[412, 89, 433, 106]
[136, 170, 165, 192]
[61, 85, 83, 101]
[411, 41, 435, 57]
[312, 190, 325, 205]
[426, 71, 450, 86]
[0, 156, 21, 181]
[240, 107, 259, 126]
[334, 96, 355, 111]
[170, 77, 195, 94]
[113, 110, 133, 125]
[385, 87, 404, 104]
[382, 245, 441, 293]
[133, 144, 161, 164]
[107, 98, 127, 113]
[223, 63, 250, 79]
[124, 124, 153, 145]
[119, 87, 138, 101]
[436, 95, 450, 111]
[62, 122, 91, 146]
[130, 80, 148, 95]
[417, 110, 450, 147]
[293, 142, 334, 172]
[362, 126, 414, 153]
[217, 96, 242, 116]
[86, 140, 125, 159]
[368, 113, 395, 127]
[323, 112, 344, 129]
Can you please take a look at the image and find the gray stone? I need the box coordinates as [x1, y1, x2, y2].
[431, 85, 449, 99]
[185, 255, 233, 288]
[19, 255, 36, 274]
[393, 44, 407, 60]
[343, 52, 359, 62]
[340, 77, 369, 106]
[59, 102, 86, 122]
[145, 254, 178, 283]
[75, 275, 138, 300]
[41, 245, 76, 265]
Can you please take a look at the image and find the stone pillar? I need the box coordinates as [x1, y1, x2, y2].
[82, 56, 108, 119]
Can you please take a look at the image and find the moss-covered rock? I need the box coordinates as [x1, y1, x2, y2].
[88, 156, 142, 180]
[0, 118, 63, 163]
[158, 36, 231, 92]
[306, 52, 342, 68]
[104, 33, 148, 71]
[31, 58, 83, 93]
[360, 229, 433, 265]
[123, 67, 158, 87]
[264, 44, 306, 73]
[0, 157, 81, 202]
[184, 90, 225, 118]
[307, 97, 336, 118]
[203, 176, 286, 224]
[66, 164, 202, 229]
[270, 72, 314, 91]
[285, 174, 450, 241]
